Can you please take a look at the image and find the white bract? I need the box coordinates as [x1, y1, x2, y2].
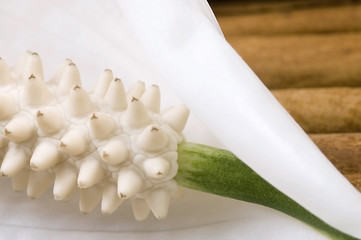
[0, 52, 189, 220]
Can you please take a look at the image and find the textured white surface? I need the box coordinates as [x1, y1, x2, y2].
[0, 0, 357, 239]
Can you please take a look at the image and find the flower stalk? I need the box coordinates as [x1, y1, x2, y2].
[176, 142, 359, 240]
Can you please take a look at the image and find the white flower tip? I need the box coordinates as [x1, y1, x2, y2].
[117, 169, 143, 199]
[141, 84, 161, 113]
[101, 183, 124, 215]
[143, 157, 170, 179]
[127, 81, 145, 102]
[58, 63, 82, 93]
[23, 51, 44, 81]
[11, 169, 29, 192]
[93, 69, 114, 97]
[146, 188, 171, 220]
[88, 112, 116, 140]
[23, 74, 51, 106]
[67, 85, 94, 117]
[101, 138, 129, 165]
[0, 146, 28, 177]
[4, 117, 35, 143]
[124, 97, 151, 128]
[0, 95, 17, 120]
[53, 162, 77, 201]
[59, 130, 88, 156]
[131, 198, 151, 221]
[77, 157, 105, 188]
[27, 170, 54, 199]
[137, 125, 168, 152]
[79, 186, 102, 214]
[35, 108, 64, 134]
[30, 142, 61, 171]
[104, 78, 127, 111]
[162, 104, 190, 132]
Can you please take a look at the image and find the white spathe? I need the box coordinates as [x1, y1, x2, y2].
[0, 0, 355, 240]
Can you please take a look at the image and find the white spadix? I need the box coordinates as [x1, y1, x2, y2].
[77, 156, 105, 188]
[22, 52, 44, 81]
[79, 185, 102, 214]
[59, 130, 88, 156]
[124, 97, 151, 128]
[11, 168, 29, 192]
[104, 78, 127, 111]
[145, 188, 171, 220]
[23, 74, 51, 106]
[101, 138, 128, 165]
[162, 104, 190, 132]
[88, 112, 116, 140]
[0, 94, 17, 120]
[126, 81, 145, 102]
[131, 197, 151, 221]
[101, 182, 124, 215]
[141, 84, 161, 113]
[143, 157, 170, 179]
[49, 58, 73, 84]
[118, 2, 361, 237]
[30, 142, 61, 171]
[27, 170, 54, 199]
[137, 125, 168, 152]
[92, 69, 114, 97]
[35, 108, 64, 134]
[53, 162, 77, 201]
[1, 144, 29, 177]
[67, 85, 94, 117]
[58, 63, 82, 94]
[117, 168, 143, 199]
[4, 116, 35, 143]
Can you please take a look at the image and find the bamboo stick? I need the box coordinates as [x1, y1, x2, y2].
[227, 33, 361, 89]
[272, 87, 361, 133]
[215, 3, 361, 35]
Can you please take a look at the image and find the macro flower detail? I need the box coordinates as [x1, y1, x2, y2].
[0, 51, 189, 220]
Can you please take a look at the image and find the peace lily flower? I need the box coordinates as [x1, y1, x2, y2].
[0, 1, 360, 240]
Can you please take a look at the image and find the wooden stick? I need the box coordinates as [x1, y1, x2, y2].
[310, 133, 361, 191]
[272, 87, 361, 133]
[227, 33, 361, 89]
[215, 3, 361, 35]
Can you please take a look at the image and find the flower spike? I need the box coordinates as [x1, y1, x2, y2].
[22, 52, 44, 81]
[53, 162, 77, 201]
[77, 156, 105, 188]
[4, 116, 35, 143]
[1, 144, 29, 177]
[93, 69, 114, 97]
[58, 63, 82, 94]
[124, 97, 151, 128]
[126, 81, 145, 102]
[88, 112, 116, 140]
[101, 182, 124, 215]
[141, 84, 161, 113]
[162, 104, 190, 132]
[104, 78, 127, 111]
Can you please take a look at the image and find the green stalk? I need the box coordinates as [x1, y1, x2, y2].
[175, 142, 359, 240]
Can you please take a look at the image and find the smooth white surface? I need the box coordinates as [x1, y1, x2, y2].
[0, 0, 356, 239]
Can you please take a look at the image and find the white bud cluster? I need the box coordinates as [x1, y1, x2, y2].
[0, 52, 190, 220]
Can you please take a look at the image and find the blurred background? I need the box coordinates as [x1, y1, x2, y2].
[208, 0, 361, 190]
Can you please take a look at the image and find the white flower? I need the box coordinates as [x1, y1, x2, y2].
[0, 0, 359, 239]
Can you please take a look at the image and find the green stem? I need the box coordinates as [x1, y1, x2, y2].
[175, 142, 359, 240]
